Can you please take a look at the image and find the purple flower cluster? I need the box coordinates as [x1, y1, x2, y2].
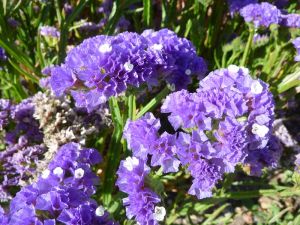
[2, 142, 117, 225]
[292, 37, 300, 62]
[0, 47, 7, 61]
[0, 98, 45, 201]
[40, 26, 60, 38]
[238, 1, 300, 28]
[227, 0, 257, 16]
[240, 2, 281, 27]
[123, 65, 280, 200]
[280, 14, 300, 28]
[47, 29, 207, 111]
[116, 157, 165, 225]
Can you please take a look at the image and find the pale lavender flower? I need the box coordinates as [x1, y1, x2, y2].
[40, 26, 60, 38]
[292, 37, 300, 61]
[240, 2, 282, 27]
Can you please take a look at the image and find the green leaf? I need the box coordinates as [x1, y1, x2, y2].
[143, 0, 152, 27]
[278, 68, 300, 93]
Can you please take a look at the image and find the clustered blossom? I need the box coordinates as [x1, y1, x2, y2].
[40, 25, 60, 38]
[0, 98, 46, 201]
[292, 37, 300, 62]
[227, 0, 257, 16]
[116, 157, 166, 225]
[280, 14, 300, 28]
[240, 2, 281, 27]
[0, 47, 7, 61]
[32, 91, 110, 177]
[123, 65, 280, 201]
[47, 29, 207, 111]
[237, 1, 300, 28]
[1, 142, 117, 225]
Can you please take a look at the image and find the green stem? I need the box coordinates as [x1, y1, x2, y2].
[102, 97, 123, 205]
[128, 94, 136, 121]
[136, 85, 171, 119]
[241, 25, 255, 67]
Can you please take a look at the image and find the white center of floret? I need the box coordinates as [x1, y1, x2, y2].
[124, 61, 134, 72]
[41, 169, 50, 179]
[123, 157, 139, 171]
[228, 65, 240, 73]
[53, 167, 64, 176]
[95, 206, 105, 217]
[74, 168, 85, 179]
[153, 206, 166, 221]
[251, 80, 263, 94]
[99, 43, 112, 53]
[185, 69, 192, 75]
[151, 44, 163, 51]
[252, 123, 269, 137]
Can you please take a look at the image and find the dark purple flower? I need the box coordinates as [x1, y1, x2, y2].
[0, 47, 7, 61]
[47, 29, 207, 111]
[5, 142, 117, 225]
[116, 157, 165, 225]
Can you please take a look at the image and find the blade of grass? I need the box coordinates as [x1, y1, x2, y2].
[143, 0, 152, 27]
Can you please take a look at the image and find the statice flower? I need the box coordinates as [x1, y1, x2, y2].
[163, 66, 276, 197]
[124, 113, 180, 173]
[227, 0, 258, 16]
[5, 142, 117, 225]
[124, 65, 278, 199]
[40, 25, 60, 38]
[0, 47, 7, 61]
[292, 37, 300, 61]
[240, 2, 282, 27]
[280, 14, 300, 28]
[244, 135, 282, 176]
[0, 98, 46, 201]
[142, 29, 208, 89]
[0, 99, 10, 129]
[47, 29, 207, 111]
[116, 157, 165, 225]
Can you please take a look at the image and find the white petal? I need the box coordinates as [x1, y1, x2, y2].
[41, 169, 50, 179]
[251, 80, 263, 94]
[153, 206, 166, 221]
[74, 168, 85, 179]
[124, 61, 134, 72]
[95, 206, 105, 217]
[99, 44, 112, 53]
[252, 123, 269, 137]
[53, 167, 64, 176]
[228, 65, 240, 73]
[123, 157, 139, 171]
[185, 69, 192, 75]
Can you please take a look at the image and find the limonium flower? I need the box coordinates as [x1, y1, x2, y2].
[280, 14, 300, 28]
[0, 98, 45, 201]
[123, 113, 180, 173]
[240, 2, 282, 27]
[141, 29, 208, 90]
[0, 47, 7, 61]
[292, 37, 300, 61]
[47, 29, 207, 111]
[116, 157, 165, 225]
[4, 142, 117, 225]
[123, 65, 280, 200]
[40, 25, 60, 38]
[227, 0, 257, 16]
